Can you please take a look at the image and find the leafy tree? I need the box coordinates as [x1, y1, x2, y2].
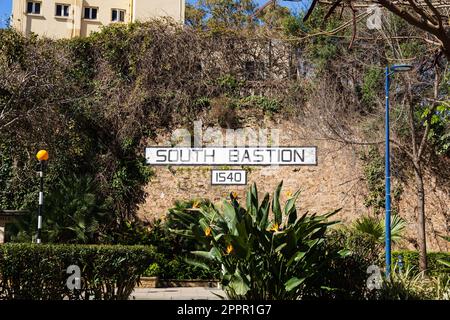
[305, 1, 450, 59]
[185, 4, 207, 28]
[258, 3, 292, 29]
[304, 7, 449, 273]
[196, 0, 257, 30]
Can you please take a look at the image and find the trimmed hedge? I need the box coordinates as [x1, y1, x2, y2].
[143, 255, 219, 280]
[0, 244, 157, 300]
[392, 251, 450, 275]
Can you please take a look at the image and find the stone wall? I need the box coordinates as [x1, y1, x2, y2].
[138, 116, 450, 252]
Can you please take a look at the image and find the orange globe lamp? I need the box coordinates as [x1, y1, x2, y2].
[36, 150, 49, 161]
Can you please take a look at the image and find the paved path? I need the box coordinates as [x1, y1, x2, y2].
[130, 287, 226, 300]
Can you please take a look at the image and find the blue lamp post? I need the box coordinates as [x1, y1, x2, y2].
[385, 64, 413, 277]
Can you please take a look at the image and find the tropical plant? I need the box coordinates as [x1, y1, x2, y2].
[163, 199, 214, 253]
[375, 265, 431, 300]
[351, 214, 406, 245]
[11, 174, 111, 244]
[140, 201, 219, 280]
[387, 241, 450, 300]
[303, 228, 382, 300]
[375, 264, 450, 300]
[170, 181, 341, 300]
[392, 250, 450, 276]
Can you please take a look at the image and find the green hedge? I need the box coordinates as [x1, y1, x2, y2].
[0, 244, 157, 300]
[143, 256, 219, 280]
[392, 251, 450, 275]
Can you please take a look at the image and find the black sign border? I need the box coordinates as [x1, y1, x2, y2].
[210, 169, 248, 186]
[144, 146, 319, 167]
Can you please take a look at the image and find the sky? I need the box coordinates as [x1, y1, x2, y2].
[0, 0, 311, 28]
[0, 0, 12, 28]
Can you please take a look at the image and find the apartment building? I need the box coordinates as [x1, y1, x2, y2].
[11, 0, 185, 38]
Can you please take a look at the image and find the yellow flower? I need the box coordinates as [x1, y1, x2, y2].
[226, 244, 234, 255]
[269, 223, 279, 232]
[192, 200, 201, 208]
[230, 192, 238, 200]
[286, 190, 293, 198]
[204, 227, 212, 237]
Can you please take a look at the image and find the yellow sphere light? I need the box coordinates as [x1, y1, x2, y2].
[36, 150, 49, 161]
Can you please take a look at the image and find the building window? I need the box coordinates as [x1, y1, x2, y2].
[83, 7, 98, 20]
[26, 1, 41, 15]
[56, 4, 70, 17]
[111, 9, 125, 22]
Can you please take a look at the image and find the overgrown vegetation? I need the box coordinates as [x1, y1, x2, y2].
[143, 201, 220, 280]
[0, 21, 296, 242]
[392, 251, 450, 276]
[9, 175, 110, 244]
[360, 147, 403, 215]
[375, 265, 450, 300]
[0, 1, 449, 299]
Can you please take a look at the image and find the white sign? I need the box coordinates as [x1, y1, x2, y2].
[211, 170, 247, 185]
[145, 147, 317, 166]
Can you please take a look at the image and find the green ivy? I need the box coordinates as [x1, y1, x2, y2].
[0, 28, 28, 66]
[360, 147, 402, 215]
[420, 103, 450, 156]
[298, 7, 341, 71]
[238, 95, 281, 113]
[361, 66, 383, 112]
[399, 41, 425, 60]
[217, 74, 243, 96]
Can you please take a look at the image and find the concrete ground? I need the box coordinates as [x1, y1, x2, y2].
[130, 287, 226, 300]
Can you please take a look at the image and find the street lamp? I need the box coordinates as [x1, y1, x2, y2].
[36, 150, 49, 244]
[385, 64, 413, 277]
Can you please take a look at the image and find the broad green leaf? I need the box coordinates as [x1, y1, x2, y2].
[288, 209, 297, 226]
[223, 201, 238, 232]
[284, 277, 305, 291]
[275, 243, 287, 252]
[229, 270, 250, 296]
[258, 193, 270, 229]
[191, 250, 213, 260]
[214, 233, 225, 241]
[272, 181, 283, 225]
[284, 189, 301, 217]
[235, 220, 249, 240]
[438, 259, 450, 268]
[246, 187, 254, 215]
[184, 257, 211, 271]
[286, 249, 307, 266]
[246, 183, 258, 219]
[293, 251, 306, 261]
[251, 183, 258, 207]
